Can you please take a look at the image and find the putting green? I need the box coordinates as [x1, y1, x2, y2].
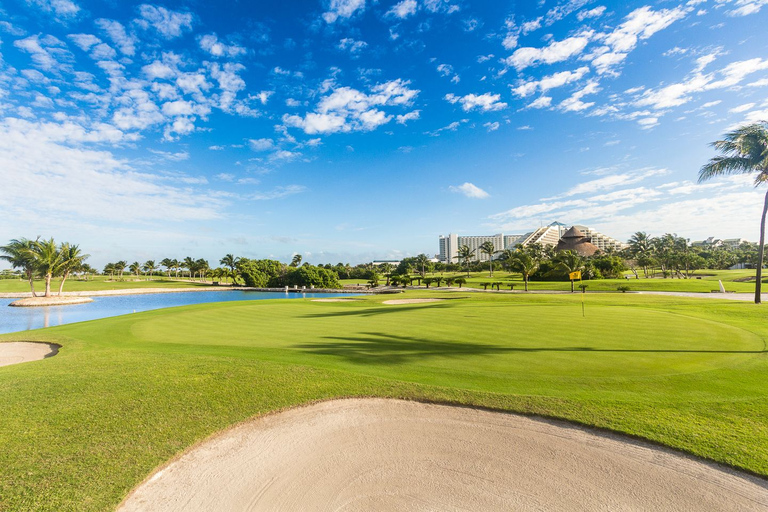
[127, 300, 763, 398]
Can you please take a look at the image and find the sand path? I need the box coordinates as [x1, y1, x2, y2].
[119, 399, 768, 511]
[0, 342, 59, 367]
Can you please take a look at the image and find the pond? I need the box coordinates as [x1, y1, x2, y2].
[0, 290, 362, 335]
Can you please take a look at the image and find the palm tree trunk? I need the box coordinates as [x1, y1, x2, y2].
[58, 271, 70, 296]
[524, 274, 528, 292]
[44, 273, 52, 297]
[755, 188, 768, 304]
[27, 269, 37, 297]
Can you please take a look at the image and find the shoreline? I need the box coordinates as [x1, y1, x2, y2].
[0, 286, 395, 299]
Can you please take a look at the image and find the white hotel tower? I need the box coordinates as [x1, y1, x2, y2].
[438, 222, 625, 263]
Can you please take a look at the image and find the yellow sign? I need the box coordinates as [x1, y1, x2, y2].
[569, 271, 582, 280]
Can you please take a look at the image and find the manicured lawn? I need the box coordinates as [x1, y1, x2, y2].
[1, 292, 767, 510]
[0, 276, 222, 293]
[346, 268, 759, 293]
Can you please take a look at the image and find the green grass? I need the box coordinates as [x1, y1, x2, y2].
[1, 292, 768, 510]
[347, 268, 759, 293]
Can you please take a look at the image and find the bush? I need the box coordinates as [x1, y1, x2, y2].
[617, 285, 631, 293]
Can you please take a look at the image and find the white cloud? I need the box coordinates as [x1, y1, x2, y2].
[95, 19, 137, 56]
[559, 80, 600, 112]
[388, 0, 418, 18]
[13, 35, 72, 72]
[25, 0, 80, 20]
[445, 92, 507, 112]
[199, 34, 246, 58]
[730, 102, 756, 113]
[0, 118, 225, 225]
[506, 34, 591, 70]
[396, 110, 420, 124]
[511, 66, 590, 97]
[527, 96, 552, 109]
[248, 138, 274, 151]
[577, 6, 606, 21]
[323, 0, 365, 23]
[726, 0, 768, 16]
[283, 79, 419, 134]
[337, 37, 368, 56]
[136, 4, 193, 38]
[484, 121, 500, 132]
[450, 182, 489, 199]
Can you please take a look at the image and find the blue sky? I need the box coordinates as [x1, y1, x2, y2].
[1, 0, 767, 267]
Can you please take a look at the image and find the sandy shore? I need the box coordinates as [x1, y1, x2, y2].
[118, 399, 768, 511]
[9, 296, 94, 307]
[0, 342, 59, 367]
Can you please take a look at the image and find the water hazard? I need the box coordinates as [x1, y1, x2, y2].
[0, 290, 361, 335]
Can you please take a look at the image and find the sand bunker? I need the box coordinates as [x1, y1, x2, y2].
[382, 298, 446, 305]
[0, 342, 59, 367]
[118, 399, 768, 511]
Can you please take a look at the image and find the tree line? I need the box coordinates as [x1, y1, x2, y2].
[0, 238, 90, 297]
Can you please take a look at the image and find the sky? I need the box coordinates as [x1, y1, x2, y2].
[0, 0, 767, 267]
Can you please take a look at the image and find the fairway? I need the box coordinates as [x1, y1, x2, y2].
[1, 292, 768, 511]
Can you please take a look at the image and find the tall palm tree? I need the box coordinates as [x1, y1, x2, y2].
[220, 254, 239, 283]
[455, 245, 475, 277]
[183, 257, 195, 279]
[57, 243, 89, 295]
[115, 261, 127, 279]
[701, 122, 768, 304]
[290, 254, 302, 267]
[414, 253, 430, 277]
[0, 238, 39, 296]
[196, 258, 209, 281]
[479, 241, 496, 277]
[30, 238, 64, 297]
[508, 249, 539, 292]
[143, 260, 156, 281]
[553, 250, 584, 293]
[160, 258, 174, 278]
[627, 232, 653, 278]
[129, 261, 141, 278]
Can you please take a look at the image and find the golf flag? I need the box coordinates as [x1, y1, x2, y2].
[569, 271, 581, 280]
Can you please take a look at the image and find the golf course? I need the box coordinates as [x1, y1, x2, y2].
[1, 290, 767, 510]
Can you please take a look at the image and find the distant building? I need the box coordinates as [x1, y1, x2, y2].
[556, 226, 600, 257]
[438, 221, 626, 263]
[692, 237, 750, 249]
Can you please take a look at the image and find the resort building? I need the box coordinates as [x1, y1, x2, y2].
[691, 237, 750, 249]
[438, 222, 626, 262]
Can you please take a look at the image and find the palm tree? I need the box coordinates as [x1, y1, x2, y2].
[160, 258, 173, 277]
[143, 260, 156, 281]
[627, 232, 653, 278]
[196, 259, 209, 282]
[57, 243, 89, 295]
[30, 238, 64, 297]
[115, 261, 127, 280]
[479, 241, 496, 277]
[455, 245, 475, 277]
[415, 253, 430, 277]
[0, 238, 39, 296]
[553, 250, 584, 293]
[507, 249, 539, 292]
[290, 254, 302, 267]
[183, 257, 195, 279]
[129, 261, 142, 278]
[220, 254, 239, 283]
[700, 122, 768, 304]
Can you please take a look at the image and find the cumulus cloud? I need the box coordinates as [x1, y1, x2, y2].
[511, 66, 590, 97]
[337, 38, 368, 56]
[323, 0, 365, 23]
[199, 34, 246, 58]
[282, 79, 419, 134]
[450, 182, 489, 199]
[388, 0, 418, 18]
[577, 6, 606, 21]
[506, 34, 591, 70]
[95, 19, 137, 56]
[25, 0, 80, 21]
[136, 4, 193, 38]
[445, 92, 507, 112]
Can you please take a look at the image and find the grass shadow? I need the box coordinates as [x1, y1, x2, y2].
[301, 302, 457, 319]
[294, 332, 766, 365]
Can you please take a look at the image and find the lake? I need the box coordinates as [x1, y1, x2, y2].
[0, 290, 362, 335]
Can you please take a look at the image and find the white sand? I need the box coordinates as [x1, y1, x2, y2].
[382, 298, 446, 304]
[9, 296, 93, 307]
[0, 342, 59, 367]
[118, 399, 768, 512]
